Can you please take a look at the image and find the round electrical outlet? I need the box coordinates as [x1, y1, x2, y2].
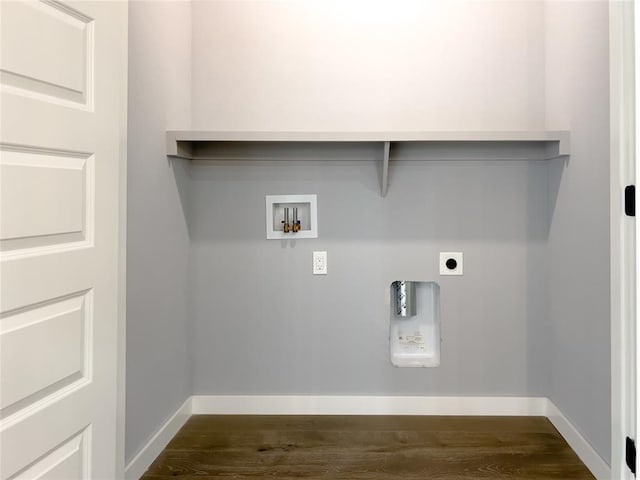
[439, 252, 463, 275]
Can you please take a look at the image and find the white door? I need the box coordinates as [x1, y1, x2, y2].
[0, 1, 127, 479]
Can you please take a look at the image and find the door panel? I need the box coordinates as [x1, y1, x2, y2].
[0, 146, 91, 252]
[0, 0, 93, 107]
[6, 428, 89, 480]
[1, 291, 90, 416]
[0, 1, 126, 479]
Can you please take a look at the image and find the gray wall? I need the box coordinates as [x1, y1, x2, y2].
[187, 1, 553, 399]
[185, 0, 610, 464]
[545, 1, 611, 464]
[126, 1, 192, 464]
[189, 159, 550, 396]
[191, 1, 546, 131]
[125, 0, 611, 467]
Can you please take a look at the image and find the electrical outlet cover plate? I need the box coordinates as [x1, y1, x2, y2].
[313, 251, 327, 275]
[440, 252, 463, 275]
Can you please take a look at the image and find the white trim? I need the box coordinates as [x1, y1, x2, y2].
[610, 1, 637, 479]
[115, 1, 129, 476]
[126, 395, 610, 480]
[124, 397, 192, 480]
[546, 400, 611, 480]
[191, 394, 546, 416]
[635, 1, 640, 477]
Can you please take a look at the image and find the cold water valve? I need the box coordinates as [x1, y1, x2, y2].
[281, 207, 291, 233]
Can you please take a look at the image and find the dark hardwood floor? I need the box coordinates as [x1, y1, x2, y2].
[141, 415, 595, 479]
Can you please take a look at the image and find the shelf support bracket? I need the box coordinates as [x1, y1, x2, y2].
[381, 141, 390, 197]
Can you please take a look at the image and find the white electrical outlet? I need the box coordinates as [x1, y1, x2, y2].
[313, 251, 327, 275]
[440, 252, 463, 275]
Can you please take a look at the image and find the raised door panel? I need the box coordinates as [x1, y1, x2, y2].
[0, 146, 92, 253]
[6, 429, 89, 480]
[0, 292, 91, 417]
[0, 0, 92, 106]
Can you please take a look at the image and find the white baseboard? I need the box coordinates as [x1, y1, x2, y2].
[126, 395, 610, 480]
[191, 394, 548, 416]
[545, 400, 611, 480]
[124, 397, 192, 480]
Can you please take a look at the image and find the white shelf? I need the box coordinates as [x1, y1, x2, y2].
[166, 130, 570, 196]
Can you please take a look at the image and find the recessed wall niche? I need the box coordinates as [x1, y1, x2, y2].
[265, 194, 318, 240]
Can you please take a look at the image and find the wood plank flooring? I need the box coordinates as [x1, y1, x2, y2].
[141, 415, 595, 479]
